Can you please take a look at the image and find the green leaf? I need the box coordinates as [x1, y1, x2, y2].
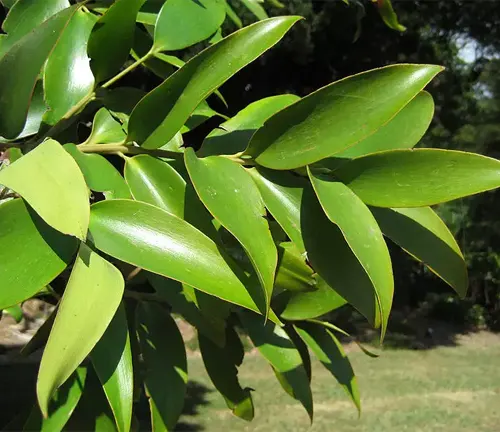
[0, 0, 18, 9]
[225, 0, 243, 28]
[4, 304, 23, 323]
[376, 0, 406, 32]
[101, 88, 146, 132]
[240, 310, 313, 421]
[43, 9, 96, 125]
[335, 91, 434, 159]
[280, 277, 347, 321]
[239, 0, 268, 20]
[24, 367, 88, 432]
[136, 303, 187, 431]
[199, 94, 300, 157]
[185, 149, 277, 316]
[153, 0, 226, 52]
[0, 0, 69, 58]
[371, 206, 468, 298]
[295, 323, 360, 413]
[180, 99, 226, 134]
[199, 329, 254, 421]
[0, 5, 79, 139]
[334, 149, 500, 207]
[0, 139, 90, 239]
[285, 325, 311, 382]
[308, 169, 393, 340]
[64, 144, 131, 200]
[132, 26, 175, 79]
[0, 199, 77, 310]
[245, 64, 443, 169]
[88, 0, 146, 82]
[91, 304, 133, 432]
[88, 199, 267, 315]
[247, 167, 306, 253]
[82, 107, 126, 146]
[128, 16, 300, 149]
[37, 244, 124, 417]
[275, 242, 316, 294]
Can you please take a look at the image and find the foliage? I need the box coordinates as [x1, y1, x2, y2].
[0, 1, 499, 430]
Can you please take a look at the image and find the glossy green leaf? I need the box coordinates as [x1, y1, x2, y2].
[24, 367, 87, 432]
[0, 0, 69, 58]
[371, 206, 468, 297]
[335, 91, 434, 159]
[240, 310, 313, 420]
[88, 199, 267, 315]
[4, 304, 23, 323]
[0, 139, 90, 239]
[245, 64, 443, 169]
[239, 0, 268, 20]
[88, 0, 146, 82]
[137, 302, 187, 431]
[199, 329, 254, 421]
[37, 244, 124, 417]
[247, 167, 306, 253]
[376, 0, 406, 32]
[43, 10, 96, 125]
[91, 304, 133, 432]
[185, 149, 277, 315]
[82, 107, 126, 146]
[128, 16, 300, 149]
[335, 149, 500, 207]
[0, 199, 77, 310]
[280, 277, 347, 321]
[0, 6, 78, 139]
[153, 0, 226, 52]
[199, 94, 300, 157]
[0, 0, 18, 9]
[275, 242, 316, 294]
[160, 132, 184, 152]
[308, 169, 393, 339]
[149, 274, 226, 347]
[64, 144, 130, 200]
[296, 323, 360, 413]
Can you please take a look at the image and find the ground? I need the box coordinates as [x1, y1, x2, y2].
[178, 332, 500, 432]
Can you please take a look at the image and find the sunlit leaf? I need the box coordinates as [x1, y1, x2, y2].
[376, 0, 406, 32]
[82, 107, 126, 146]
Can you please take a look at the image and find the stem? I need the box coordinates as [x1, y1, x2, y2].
[78, 143, 182, 159]
[101, 51, 153, 89]
[124, 290, 167, 304]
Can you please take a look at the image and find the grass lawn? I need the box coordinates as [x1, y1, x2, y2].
[178, 332, 500, 432]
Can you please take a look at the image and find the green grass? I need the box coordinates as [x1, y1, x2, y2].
[179, 333, 500, 431]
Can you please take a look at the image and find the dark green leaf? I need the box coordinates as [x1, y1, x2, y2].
[245, 64, 443, 169]
[296, 323, 360, 413]
[371, 206, 468, 297]
[334, 149, 500, 207]
[0, 199, 77, 310]
[128, 16, 300, 149]
[37, 244, 124, 417]
[274, 242, 316, 294]
[137, 302, 187, 431]
[185, 149, 277, 316]
[0, 139, 90, 239]
[91, 304, 133, 432]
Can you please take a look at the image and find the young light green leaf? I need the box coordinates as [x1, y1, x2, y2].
[24, 367, 88, 432]
[240, 310, 313, 421]
[334, 149, 500, 207]
[371, 206, 468, 298]
[0, 0, 69, 58]
[295, 323, 360, 413]
[280, 277, 347, 321]
[0, 199, 77, 310]
[245, 64, 443, 169]
[128, 16, 301, 149]
[308, 169, 393, 340]
[37, 244, 124, 417]
[199, 329, 254, 421]
[153, 0, 226, 52]
[88, 199, 267, 316]
[239, 0, 268, 20]
[82, 107, 126, 146]
[185, 149, 277, 317]
[0, 5, 78, 139]
[0, 139, 90, 239]
[88, 0, 146, 82]
[376, 0, 406, 32]
[43, 9, 96, 125]
[90, 304, 132, 432]
[335, 91, 434, 159]
[136, 303, 187, 431]
[64, 144, 131, 200]
[199, 94, 300, 157]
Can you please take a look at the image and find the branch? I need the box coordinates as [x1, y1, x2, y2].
[78, 143, 182, 159]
